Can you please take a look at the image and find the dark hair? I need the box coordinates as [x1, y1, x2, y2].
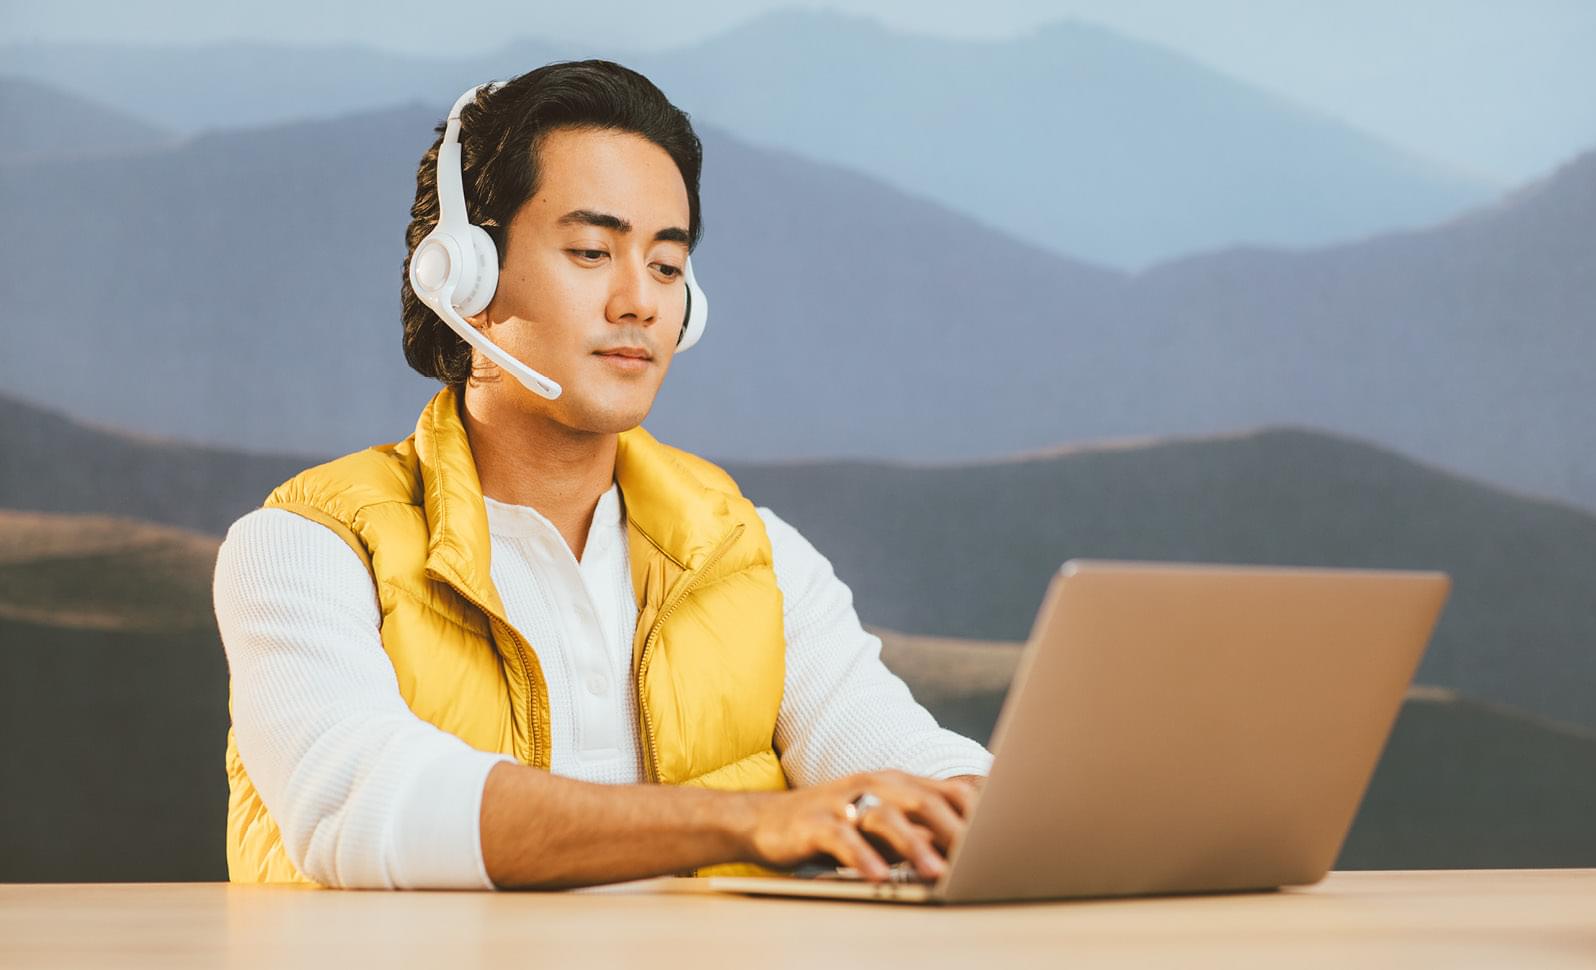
[401, 59, 704, 386]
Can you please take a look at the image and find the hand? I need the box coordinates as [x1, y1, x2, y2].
[741, 770, 979, 882]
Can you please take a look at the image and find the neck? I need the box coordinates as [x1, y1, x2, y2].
[460, 384, 617, 560]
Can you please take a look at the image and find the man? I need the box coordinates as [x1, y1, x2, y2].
[212, 59, 991, 891]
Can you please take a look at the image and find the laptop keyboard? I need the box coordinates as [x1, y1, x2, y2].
[790, 861, 933, 884]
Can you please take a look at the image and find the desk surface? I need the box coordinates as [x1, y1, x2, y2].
[2, 870, 1594, 969]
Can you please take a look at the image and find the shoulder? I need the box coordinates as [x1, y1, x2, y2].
[264, 438, 422, 522]
[754, 504, 805, 552]
[214, 507, 379, 614]
[212, 509, 384, 681]
[650, 439, 744, 497]
[754, 505, 840, 607]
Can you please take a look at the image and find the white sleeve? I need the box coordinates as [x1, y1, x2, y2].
[213, 507, 516, 890]
[760, 507, 994, 786]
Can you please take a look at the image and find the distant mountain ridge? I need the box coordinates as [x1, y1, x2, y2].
[0, 509, 216, 632]
[0, 75, 175, 163]
[1113, 148, 1596, 510]
[725, 425, 1596, 734]
[3, 390, 1593, 735]
[633, 10, 1491, 267]
[0, 89, 1590, 511]
[0, 10, 1492, 268]
[0, 392, 316, 536]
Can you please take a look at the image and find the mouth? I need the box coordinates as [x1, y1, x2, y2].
[595, 348, 653, 372]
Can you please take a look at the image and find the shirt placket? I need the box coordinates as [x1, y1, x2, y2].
[547, 518, 620, 759]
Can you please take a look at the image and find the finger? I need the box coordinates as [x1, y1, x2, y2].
[884, 781, 965, 852]
[860, 804, 946, 879]
[936, 777, 979, 819]
[822, 822, 891, 883]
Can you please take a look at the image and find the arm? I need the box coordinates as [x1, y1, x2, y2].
[479, 763, 977, 887]
[214, 508, 515, 889]
[478, 764, 752, 886]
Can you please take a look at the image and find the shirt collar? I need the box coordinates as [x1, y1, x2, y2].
[413, 383, 745, 621]
[482, 480, 624, 554]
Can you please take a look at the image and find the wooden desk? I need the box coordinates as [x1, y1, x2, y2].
[2, 870, 1593, 969]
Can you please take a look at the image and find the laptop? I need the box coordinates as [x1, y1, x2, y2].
[694, 559, 1451, 904]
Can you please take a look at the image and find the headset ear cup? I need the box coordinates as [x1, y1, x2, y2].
[408, 230, 454, 309]
[677, 286, 692, 346]
[676, 256, 708, 352]
[454, 224, 501, 317]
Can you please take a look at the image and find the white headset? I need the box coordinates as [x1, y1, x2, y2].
[407, 81, 710, 400]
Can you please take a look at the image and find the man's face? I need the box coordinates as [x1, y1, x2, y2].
[468, 126, 691, 433]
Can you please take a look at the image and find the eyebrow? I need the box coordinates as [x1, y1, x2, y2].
[556, 208, 690, 245]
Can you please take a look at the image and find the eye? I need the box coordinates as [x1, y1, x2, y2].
[568, 249, 607, 262]
[655, 263, 682, 279]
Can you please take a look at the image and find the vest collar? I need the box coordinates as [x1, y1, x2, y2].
[412, 385, 740, 618]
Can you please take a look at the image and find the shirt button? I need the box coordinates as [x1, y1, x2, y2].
[586, 673, 608, 695]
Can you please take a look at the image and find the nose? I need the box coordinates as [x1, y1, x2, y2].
[607, 253, 658, 326]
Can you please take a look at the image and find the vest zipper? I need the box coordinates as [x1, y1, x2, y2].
[495, 619, 545, 769]
[439, 576, 546, 769]
[636, 523, 744, 784]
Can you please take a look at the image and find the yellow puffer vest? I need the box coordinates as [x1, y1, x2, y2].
[224, 385, 789, 885]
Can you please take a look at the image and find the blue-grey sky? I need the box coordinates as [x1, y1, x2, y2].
[3, 0, 1592, 182]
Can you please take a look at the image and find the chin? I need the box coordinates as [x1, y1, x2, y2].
[567, 396, 655, 434]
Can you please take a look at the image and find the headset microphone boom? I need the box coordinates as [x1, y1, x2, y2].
[406, 81, 710, 400]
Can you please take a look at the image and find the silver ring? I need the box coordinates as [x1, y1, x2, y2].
[849, 792, 883, 826]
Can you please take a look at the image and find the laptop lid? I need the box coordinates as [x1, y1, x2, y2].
[936, 560, 1450, 903]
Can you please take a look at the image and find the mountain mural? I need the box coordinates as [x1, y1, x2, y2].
[0, 85, 1591, 513]
[3, 10, 1591, 887]
[0, 10, 1492, 268]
